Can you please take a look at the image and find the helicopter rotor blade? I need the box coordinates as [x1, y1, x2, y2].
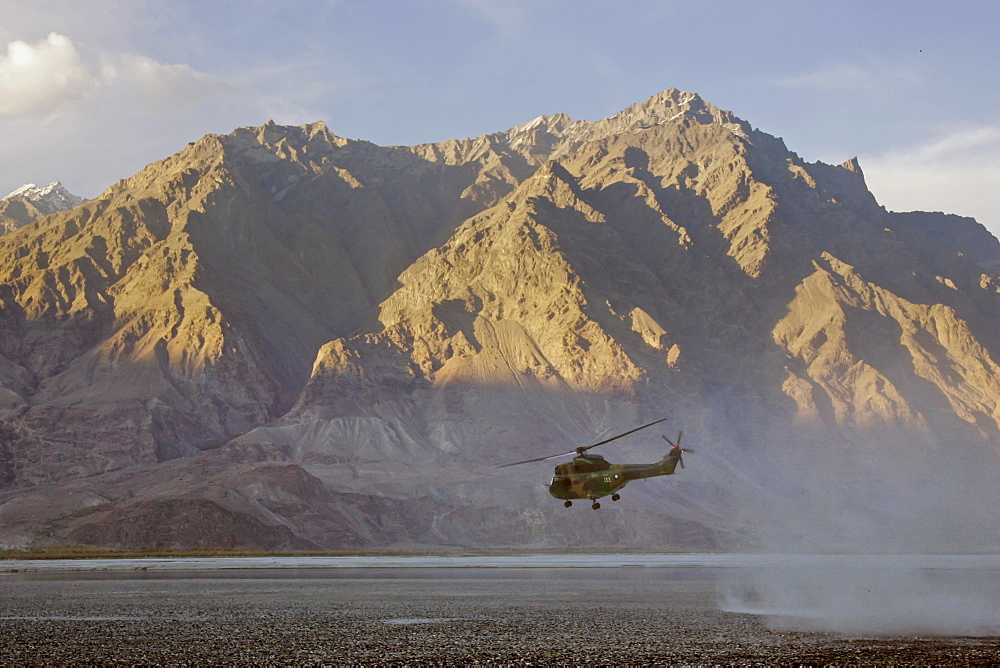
[582, 426, 614, 450]
[499, 417, 668, 467]
[577, 417, 668, 454]
[498, 449, 578, 468]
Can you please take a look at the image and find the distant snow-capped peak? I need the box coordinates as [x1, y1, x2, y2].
[3, 181, 86, 215]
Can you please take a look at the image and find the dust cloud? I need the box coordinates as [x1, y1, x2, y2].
[708, 427, 1000, 636]
[718, 557, 1000, 636]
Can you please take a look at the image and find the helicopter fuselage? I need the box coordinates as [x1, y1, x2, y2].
[547, 452, 682, 502]
[499, 417, 687, 509]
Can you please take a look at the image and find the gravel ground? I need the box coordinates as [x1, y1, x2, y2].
[1, 569, 999, 665]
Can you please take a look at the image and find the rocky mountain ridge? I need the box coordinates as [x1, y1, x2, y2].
[0, 89, 998, 552]
[0, 181, 86, 234]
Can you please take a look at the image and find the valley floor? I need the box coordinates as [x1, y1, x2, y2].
[1, 556, 998, 664]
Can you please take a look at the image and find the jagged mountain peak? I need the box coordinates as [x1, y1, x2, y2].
[585, 88, 751, 140]
[501, 89, 752, 154]
[0, 180, 87, 234]
[2, 181, 86, 213]
[231, 119, 343, 151]
[96, 119, 356, 206]
[840, 156, 863, 173]
[508, 112, 574, 135]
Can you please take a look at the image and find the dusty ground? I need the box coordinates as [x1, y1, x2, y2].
[1, 569, 998, 665]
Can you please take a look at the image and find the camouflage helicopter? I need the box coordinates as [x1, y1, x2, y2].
[502, 418, 691, 509]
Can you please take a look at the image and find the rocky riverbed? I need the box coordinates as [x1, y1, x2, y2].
[1, 566, 998, 665]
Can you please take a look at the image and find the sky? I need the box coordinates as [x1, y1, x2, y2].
[1, 0, 998, 236]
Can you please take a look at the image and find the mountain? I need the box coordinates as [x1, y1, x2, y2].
[0, 182, 86, 234]
[1, 90, 999, 552]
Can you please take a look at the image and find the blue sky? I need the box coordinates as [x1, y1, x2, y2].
[2, 0, 998, 235]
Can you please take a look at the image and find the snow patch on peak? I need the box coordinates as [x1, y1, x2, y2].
[516, 115, 548, 132]
[3, 181, 86, 214]
[508, 112, 576, 137]
[5, 183, 43, 199]
[506, 113, 583, 152]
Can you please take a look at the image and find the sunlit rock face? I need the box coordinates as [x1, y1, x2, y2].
[1, 90, 999, 552]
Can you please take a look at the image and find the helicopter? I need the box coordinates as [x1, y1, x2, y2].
[501, 418, 691, 510]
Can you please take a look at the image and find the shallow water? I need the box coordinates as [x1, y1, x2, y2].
[5, 551, 999, 573]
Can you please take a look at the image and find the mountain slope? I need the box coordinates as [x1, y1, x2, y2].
[1, 89, 999, 551]
[0, 118, 592, 483]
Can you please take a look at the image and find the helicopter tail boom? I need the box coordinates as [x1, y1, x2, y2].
[616, 456, 678, 481]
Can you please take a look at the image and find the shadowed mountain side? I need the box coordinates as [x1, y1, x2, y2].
[290, 148, 1000, 452]
[0, 198, 49, 235]
[251, 149, 1000, 550]
[0, 118, 600, 484]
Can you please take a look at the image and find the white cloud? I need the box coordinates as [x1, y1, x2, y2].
[0, 32, 96, 116]
[861, 125, 1000, 238]
[0, 31, 286, 198]
[105, 53, 245, 108]
[0, 31, 247, 119]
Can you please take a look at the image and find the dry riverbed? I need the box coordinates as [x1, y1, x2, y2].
[1, 561, 998, 665]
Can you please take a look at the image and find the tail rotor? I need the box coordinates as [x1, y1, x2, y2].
[661, 432, 692, 469]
